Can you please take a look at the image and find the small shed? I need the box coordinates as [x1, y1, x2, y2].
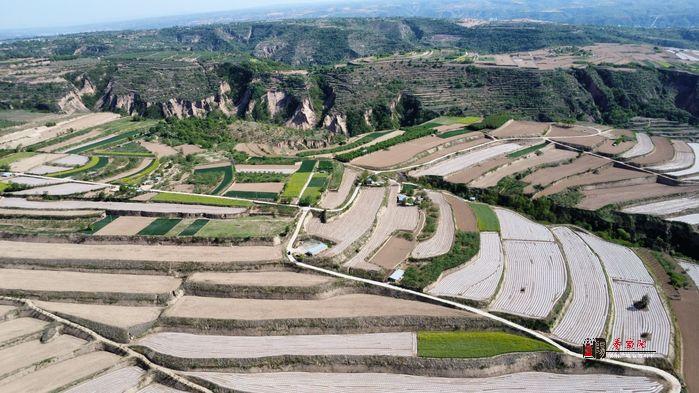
[388, 269, 405, 282]
[304, 242, 328, 256]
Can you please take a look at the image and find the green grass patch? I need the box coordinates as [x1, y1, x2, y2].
[507, 142, 548, 158]
[653, 251, 689, 289]
[417, 331, 557, 358]
[431, 116, 481, 125]
[320, 160, 344, 190]
[336, 122, 439, 162]
[296, 131, 391, 157]
[438, 129, 474, 139]
[299, 173, 329, 206]
[152, 192, 252, 207]
[0, 152, 35, 167]
[92, 150, 154, 157]
[281, 171, 312, 200]
[224, 190, 278, 201]
[298, 159, 317, 173]
[49, 156, 107, 178]
[0, 181, 9, 193]
[138, 218, 182, 236]
[196, 217, 291, 238]
[401, 183, 419, 195]
[84, 215, 117, 234]
[194, 165, 234, 195]
[117, 159, 159, 185]
[470, 203, 500, 232]
[401, 231, 480, 290]
[178, 218, 209, 236]
[233, 171, 288, 183]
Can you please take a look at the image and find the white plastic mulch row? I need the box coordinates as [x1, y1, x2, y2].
[494, 208, 555, 242]
[608, 281, 672, 357]
[11, 182, 108, 196]
[137, 332, 416, 358]
[667, 142, 699, 177]
[0, 197, 246, 215]
[410, 143, 520, 177]
[489, 240, 567, 319]
[427, 232, 503, 301]
[577, 232, 654, 284]
[647, 140, 694, 172]
[6, 176, 67, 187]
[186, 371, 664, 393]
[620, 133, 653, 159]
[679, 261, 699, 288]
[550, 227, 609, 345]
[64, 366, 145, 393]
[49, 154, 89, 167]
[411, 191, 455, 259]
[136, 384, 187, 393]
[668, 214, 699, 225]
[26, 164, 72, 175]
[622, 196, 699, 216]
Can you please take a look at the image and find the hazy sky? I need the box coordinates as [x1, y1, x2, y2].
[1, 0, 322, 29]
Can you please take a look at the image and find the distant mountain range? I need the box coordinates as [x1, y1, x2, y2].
[1, 0, 697, 40]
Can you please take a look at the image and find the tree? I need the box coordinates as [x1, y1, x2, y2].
[633, 294, 649, 310]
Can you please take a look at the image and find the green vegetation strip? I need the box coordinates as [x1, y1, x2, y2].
[224, 190, 278, 201]
[0, 152, 35, 167]
[402, 231, 479, 290]
[152, 192, 252, 207]
[195, 217, 291, 238]
[67, 129, 145, 154]
[281, 172, 312, 199]
[178, 219, 209, 236]
[336, 122, 440, 162]
[319, 160, 344, 190]
[470, 203, 500, 232]
[0, 182, 9, 193]
[49, 156, 107, 178]
[194, 165, 234, 195]
[84, 215, 116, 234]
[300, 173, 329, 206]
[438, 128, 472, 139]
[92, 150, 154, 157]
[138, 218, 182, 236]
[417, 331, 557, 358]
[117, 159, 159, 185]
[431, 116, 481, 126]
[507, 142, 548, 158]
[296, 131, 392, 157]
[298, 159, 317, 173]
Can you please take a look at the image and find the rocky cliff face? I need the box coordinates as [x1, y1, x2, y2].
[322, 111, 348, 134]
[285, 97, 317, 130]
[57, 90, 88, 113]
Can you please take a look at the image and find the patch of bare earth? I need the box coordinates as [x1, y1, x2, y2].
[446, 156, 512, 185]
[318, 168, 358, 209]
[33, 300, 162, 330]
[174, 144, 204, 155]
[94, 216, 156, 236]
[39, 129, 101, 153]
[490, 121, 549, 138]
[367, 236, 415, 270]
[535, 167, 656, 198]
[472, 147, 578, 188]
[139, 141, 177, 157]
[444, 194, 478, 232]
[594, 130, 636, 156]
[577, 183, 699, 210]
[351, 134, 469, 169]
[226, 182, 285, 193]
[0, 208, 102, 218]
[522, 154, 609, 193]
[630, 137, 674, 166]
[187, 271, 333, 287]
[410, 137, 490, 167]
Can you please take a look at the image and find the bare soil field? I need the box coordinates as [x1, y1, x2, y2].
[490, 121, 549, 138]
[0, 240, 282, 263]
[434, 124, 465, 133]
[226, 182, 285, 193]
[648, 140, 695, 172]
[26, 164, 72, 175]
[187, 272, 333, 288]
[140, 141, 177, 157]
[535, 167, 656, 198]
[411, 143, 519, 178]
[0, 112, 120, 149]
[164, 294, 466, 320]
[0, 317, 48, 344]
[444, 195, 478, 232]
[94, 216, 156, 236]
[335, 130, 405, 156]
[6, 175, 66, 187]
[0, 208, 102, 218]
[594, 130, 636, 156]
[33, 300, 161, 331]
[367, 236, 415, 270]
[0, 335, 87, 377]
[522, 154, 609, 192]
[100, 158, 154, 183]
[39, 129, 102, 153]
[410, 137, 490, 167]
[131, 192, 157, 201]
[0, 197, 246, 216]
[0, 268, 181, 296]
[138, 331, 416, 358]
[445, 156, 511, 184]
[0, 351, 122, 393]
[12, 183, 109, 196]
[630, 136, 674, 166]
[49, 154, 89, 167]
[471, 147, 577, 188]
[65, 366, 145, 393]
[9, 153, 65, 172]
[235, 164, 299, 174]
[318, 168, 357, 209]
[351, 134, 470, 169]
[577, 183, 699, 210]
[175, 144, 204, 155]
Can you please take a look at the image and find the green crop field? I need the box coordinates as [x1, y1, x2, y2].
[84, 215, 117, 234]
[0, 181, 9, 193]
[138, 218, 182, 236]
[298, 159, 317, 172]
[0, 152, 35, 166]
[319, 160, 344, 190]
[431, 116, 481, 125]
[281, 171, 312, 199]
[67, 129, 145, 154]
[117, 159, 159, 185]
[417, 331, 556, 358]
[438, 128, 474, 139]
[195, 217, 291, 238]
[224, 190, 278, 201]
[178, 218, 209, 236]
[299, 173, 329, 206]
[152, 192, 252, 207]
[507, 142, 548, 158]
[49, 156, 108, 178]
[194, 165, 234, 195]
[470, 203, 500, 232]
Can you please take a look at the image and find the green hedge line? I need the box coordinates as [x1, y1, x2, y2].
[224, 190, 278, 200]
[336, 122, 440, 162]
[296, 131, 391, 157]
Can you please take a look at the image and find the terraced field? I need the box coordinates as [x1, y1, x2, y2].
[411, 191, 455, 259]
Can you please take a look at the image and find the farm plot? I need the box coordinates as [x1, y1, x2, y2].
[630, 136, 674, 166]
[471, 147, 578, 188]
[470, 203, 499, 232]
[0, 268, 181, 299]
[427, 232, 503, 302]
[5, 175, 66, 187]
[8, 152, 64, 172]
[409, 137, 490, 167]
[66, 129, 146, 154]
[608, 281, 671, 357]
[48, 156, 109, 178]
[0, 197, 247, 216]
[0, 318, 48, 344]
[27, 164, 71, 175]
[139, 141, 177, 157]
[0, 335, 86, 378]
[489, 240, 567, 319]
[344, 185, 420, 271]
[679, 261, 699, 287]
[94, 216, 156, 236]
[667, 213, 699, 225]
[194, 165, 234, 195]
[444, 155, 512, 185]
[410, 143, 520, 177]
[594, 130, 637, 156]
[138, 218, 182, 236]
[647, 140, 694, 172]
[444, 195, 478, 232]
[367, 236, 415, 270]
[137, 384, 186, 393]
[195, 217, 292, 238]
[235, 164, 299, 174]
[49, 154, 89, 167]
[138, 332, 416, 358]
[578, 232, 653, 284]
[100, 158, 153, 183]
[621, 133, 654, 159]
[489, 120, 549, 138]
[547, 125, 607, 149]
[667, 142, 699, 177]
[11, 182, 108, 196]
[494, 208, 553, 241]
[0, 351, 122, 393]
[550, 227, 609, 345]
[318, 168, 358, 209]
[64, 366, 145, 393]
[412, 191, 455, 259]
[351, 134, 473, 170]
[522, 154, 609, 192]
[306, 187, 384, 257]
[0, 240, 281, 263]
[281, 171, 313, 200]
[300, 173, 329, 205]
[187, 271, 333, 288]
[622, 196, 699, 216]
[0, 208, 102, 218]
[226, 182, 284, 193]
[39, 129, 102, 153]
[578, 183, 699, 211]
[164, 294, 465, 321]
[151, 192, 252, 208]
[535, 166, 656, 198]
[186, 371, 663, 393]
